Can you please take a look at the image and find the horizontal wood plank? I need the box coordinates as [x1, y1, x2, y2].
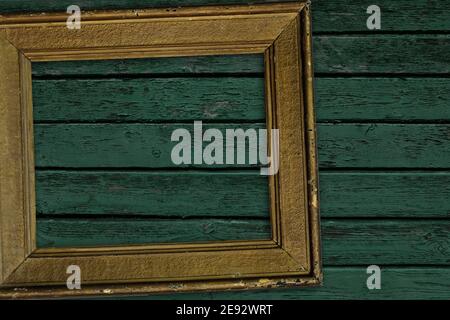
[322, 219, 450, 265]
[32, 77, 450, 122]
[31, 35, 450, 75]
[314, 34, 450, 74]
[36, 218, 450, 265]
[320, 171, 450, 218]
[32, 54, 264, 76]
[34, 123, 266, 168]
[318, 124, 450, 168]
[313, 0, 450, 32]
[36, 170, 269, 217]
[36, 218, 271, 248]
[29, 34, 450, 75]
[314, 35, 450, 74]
[33, 77, 265, 122]
[315, 78, 450, 122]
[36, 171, 450, 218]
[180, 267, 450, 300]
[2, 1, 449, 32]
[6, 0, 450, 301]
[34, 124, 450, 168]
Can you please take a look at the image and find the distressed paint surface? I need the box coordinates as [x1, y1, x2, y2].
[33, 77, 265, 122]
[34, 123, 266, 167]
[32, 54, 264, 76]
[34, 123, 450, 168]
[37, 219, 450, 266]
[33, 77, 450, 122]
[37, 218, 272, 247]
[134, 267, 450, 300]
[36, 170, 269, 217]
[9, 0, 449, 299]
[314, 35, 450, 74]
[2, 0, 449, 32]
[36, 170, 450, 218]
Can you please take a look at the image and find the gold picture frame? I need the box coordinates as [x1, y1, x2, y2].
[0, 1, 321, 298]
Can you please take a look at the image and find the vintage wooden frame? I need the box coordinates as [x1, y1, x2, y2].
[0, 2, 321, 298]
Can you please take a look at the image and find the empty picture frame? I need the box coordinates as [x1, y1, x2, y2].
[0, 2, 321, 298]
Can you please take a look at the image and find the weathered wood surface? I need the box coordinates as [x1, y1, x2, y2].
[322, 220, 450, 265]
[318, 124, 450, 168]
[13, 0, 450, 299]
[36, 171, 450, 218]
[33, 77, 450, 122]
[160, 267, 450, 300]
[31, 35, 450, 75]
[34, 124, 450, 168]
[36, 170, 269, 217]
[313, 0, 450, 32]
[320, 171, 450, 218]
[2, 0, 449, 32]
[36, 218, 271, 248]
[315, 78, 450, 122]
[37, 218, 450, 266]
[32, 54, 264, 76]
[0, 0, 293, 13]
[314, 35, 450, 74]
[34, 123, 265, 167]
[33, 77, 265, 122]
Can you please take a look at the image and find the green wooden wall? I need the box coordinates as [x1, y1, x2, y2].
[33, 55, 272, 248]
[3, 0, 450, 299]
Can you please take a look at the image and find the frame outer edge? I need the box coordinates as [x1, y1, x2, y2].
[302, 4, 322, 282]
[0, 2, 305, 25]
[0, 1, 321, 297]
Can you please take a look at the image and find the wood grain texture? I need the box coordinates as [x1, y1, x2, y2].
[312, 0, 450, 32]
[321, 220, 450, 265]
[32, 54, 264, 76]
[34, 123, 265, 168]
[143, 267, 450, 300]
[1, 0, 449, 32]
[36, 170, 269, 217]
[36, 218, 450, 266]
[1, 3, 322, 296]
[9, 0, 449, 299]
[315, 78, 450, 122]
[22, 35, 450, 75]
[318, 124, 450, 168]
[33, 77, 265, 122]
[37, 218, 271, 248]
[30, 35, 450, 74]
[34, 123, 450, 168]
[0, 0, 280, 13]
[33, 77, 450, 122]
[314, 35, 450, 74]
[320, 171, 450, 218]
[35, 171, 450, 218]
